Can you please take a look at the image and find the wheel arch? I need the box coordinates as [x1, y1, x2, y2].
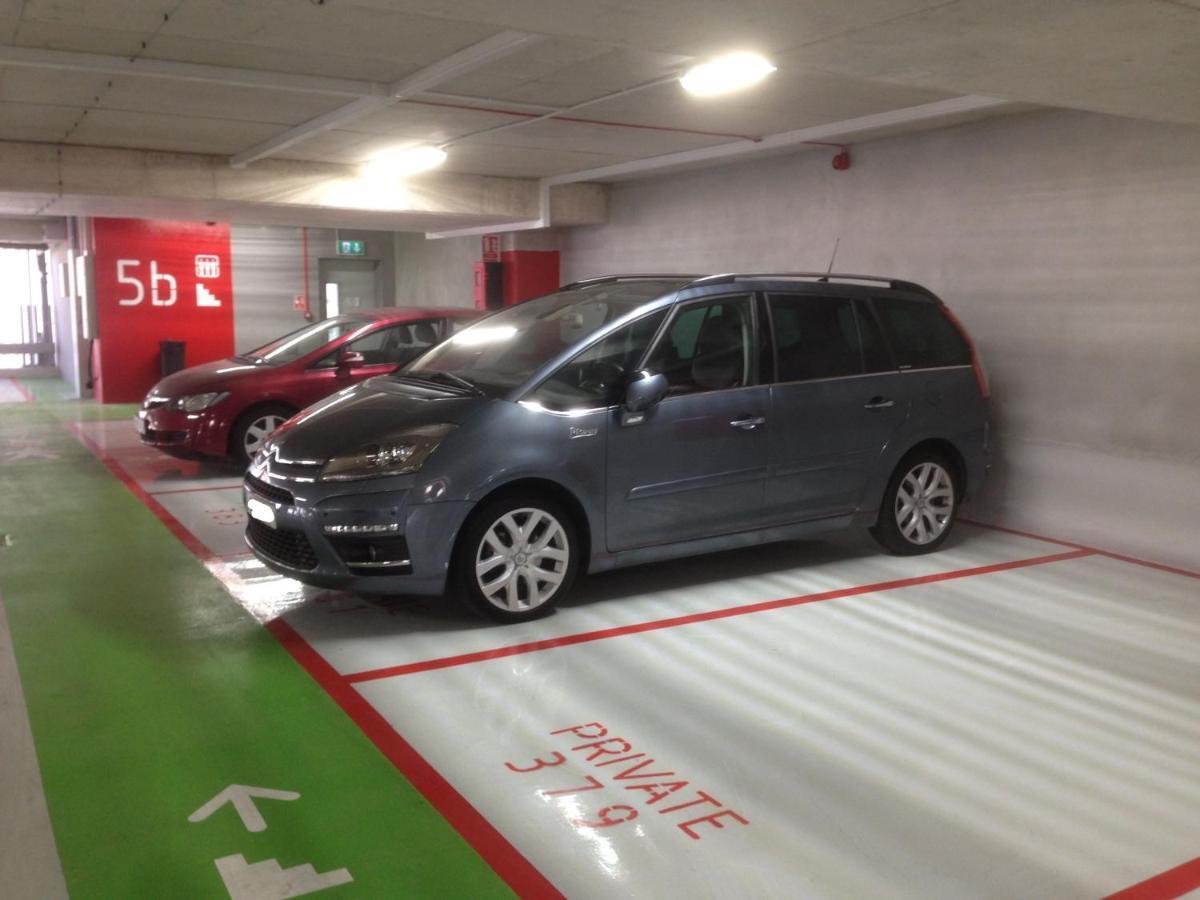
[898, 437, 968, 497]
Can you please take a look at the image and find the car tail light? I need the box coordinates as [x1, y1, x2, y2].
[940, 304, 990, 399]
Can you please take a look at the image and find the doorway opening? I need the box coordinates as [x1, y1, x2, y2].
[318, 258, 381, 319]
[0, 245, 54, 371]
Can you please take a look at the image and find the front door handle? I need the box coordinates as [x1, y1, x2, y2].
[863, 396, 895, 410]
[730, 416, 766, 430]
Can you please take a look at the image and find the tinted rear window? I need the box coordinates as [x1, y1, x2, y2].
[872, 296, 970, 369]
[767, 294, 892, 381]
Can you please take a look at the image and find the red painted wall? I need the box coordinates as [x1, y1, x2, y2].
[501, 250, 560, 305]
[92, 219, 235, 403]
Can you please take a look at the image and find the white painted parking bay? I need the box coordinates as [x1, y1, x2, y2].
[356, 553, 1200, 898]
[282, 527, 1065, 677]
[71, 428, 1200, 897]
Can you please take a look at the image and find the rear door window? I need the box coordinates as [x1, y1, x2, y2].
[872, 296, 970, 369]
[853, 299, 894, 373]
[767, 294, 869, 381]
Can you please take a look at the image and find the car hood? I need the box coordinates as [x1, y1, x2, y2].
[268, 377, 490, 461]
[150, 358, 261, 398]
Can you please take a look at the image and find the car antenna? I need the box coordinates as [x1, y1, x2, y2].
[819, 237, 840, 281]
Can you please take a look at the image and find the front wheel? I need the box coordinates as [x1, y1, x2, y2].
[870, 453, 959, 555]
[454, 495, 579, 623]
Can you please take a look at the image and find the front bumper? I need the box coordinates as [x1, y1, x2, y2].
[136, 406, 231, 458]
[242, 470, 471, 596]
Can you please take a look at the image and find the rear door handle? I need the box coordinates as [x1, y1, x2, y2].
[730, 416, 766, 430]
[863, 397, 895, 410]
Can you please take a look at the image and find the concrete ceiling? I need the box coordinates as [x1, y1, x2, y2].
[0, 0, 1196, 223]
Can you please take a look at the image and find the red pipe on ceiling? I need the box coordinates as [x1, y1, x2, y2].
[402, 98, 764, 143]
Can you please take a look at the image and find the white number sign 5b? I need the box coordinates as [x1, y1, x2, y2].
[116, 259, 179, 307]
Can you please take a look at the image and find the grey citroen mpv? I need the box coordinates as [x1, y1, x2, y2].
[244, 273, 990, 623]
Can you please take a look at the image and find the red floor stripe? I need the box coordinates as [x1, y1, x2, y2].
[71, 420, 563, 897]
[8, 378, 35, 402]
[960, 518, 1200, 580]
[347, 547, 1095, 683]
[1104, 856, 1200, 900]
[68, 422, 215, 562]
[267, 618, 564, 900]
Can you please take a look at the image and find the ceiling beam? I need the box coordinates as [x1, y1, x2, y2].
[0, 45, 385, 97]
[229, 30, 543, 168]
[542, 95, 1014, 185]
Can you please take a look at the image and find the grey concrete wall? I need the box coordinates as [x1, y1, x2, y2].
[561, 109, 1200, 571]
[394, 232, 477, 309]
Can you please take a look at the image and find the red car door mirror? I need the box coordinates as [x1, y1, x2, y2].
[336, 348, 365, 373]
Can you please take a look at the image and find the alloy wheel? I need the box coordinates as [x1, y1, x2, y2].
[475, 507, 570, 612]
[894, 461, 955, 545]
[242, 414, 285, 457]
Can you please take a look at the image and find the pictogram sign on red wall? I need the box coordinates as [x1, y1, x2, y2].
[92, 219, 235, 403]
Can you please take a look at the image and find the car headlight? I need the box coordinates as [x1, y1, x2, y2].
[320, 424, 456, 482]
[172, 392, 229, 412]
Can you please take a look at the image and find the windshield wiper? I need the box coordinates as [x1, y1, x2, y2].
[395, 371, 485, 396]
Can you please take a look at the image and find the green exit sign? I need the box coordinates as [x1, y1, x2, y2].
[337, 239, 366, 256]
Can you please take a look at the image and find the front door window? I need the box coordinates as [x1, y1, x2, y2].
[644, 296, 753, 395]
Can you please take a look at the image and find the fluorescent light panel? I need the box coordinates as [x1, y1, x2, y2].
[680, 52, 777, 97]
[362, 144, 447, 178]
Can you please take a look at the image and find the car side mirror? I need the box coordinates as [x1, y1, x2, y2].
[623, 371, 668, 414]
[336, 348, 365, 373]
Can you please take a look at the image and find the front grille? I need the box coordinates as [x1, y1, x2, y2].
[246, 519, 318, 570]
[143, 396, 170, 409]
[270, 459, 323, 480]
[244, 473, 294, 506]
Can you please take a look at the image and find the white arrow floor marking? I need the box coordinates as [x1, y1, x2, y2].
[188, 785, 301, 833]
[215, 854, 352, 900]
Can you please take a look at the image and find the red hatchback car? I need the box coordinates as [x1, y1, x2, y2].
[136, 307, 477, 464]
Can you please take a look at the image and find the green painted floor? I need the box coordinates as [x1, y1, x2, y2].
[0, 379, 513, 898]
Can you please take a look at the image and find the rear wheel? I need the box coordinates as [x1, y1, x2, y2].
[230, 404, 292, 466]
[454, 494, 579, 623]
[870, 452, 959, 555]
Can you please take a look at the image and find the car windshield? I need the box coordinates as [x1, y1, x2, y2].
[241, 316, 367, 365]
[404, 279, 690, 395]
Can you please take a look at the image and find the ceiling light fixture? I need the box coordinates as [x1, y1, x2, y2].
[680, 52, 777, 97]
[362, 144, 448, 179]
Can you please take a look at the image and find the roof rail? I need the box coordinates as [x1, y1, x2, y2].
[688, 272, 939, 300]
[560, 274, 701, 290]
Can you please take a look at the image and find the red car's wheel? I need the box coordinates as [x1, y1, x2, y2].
[230, 404, 293, 466]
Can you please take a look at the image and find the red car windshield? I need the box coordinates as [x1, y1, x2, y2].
[242, 317, 367, 365]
